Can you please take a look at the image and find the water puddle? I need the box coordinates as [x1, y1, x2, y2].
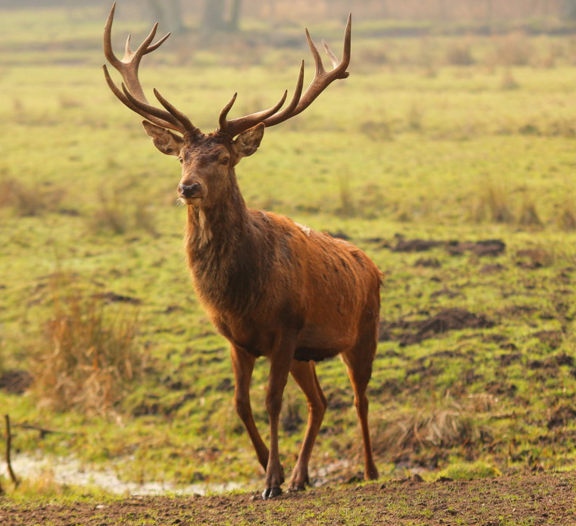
[1, 454, 243, 495]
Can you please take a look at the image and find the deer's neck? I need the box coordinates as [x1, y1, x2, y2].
[184, 174, 261, 312]
[186, 173, 248, 246]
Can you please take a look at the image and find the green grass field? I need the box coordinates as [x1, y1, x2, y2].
[1, 6, 576, 497]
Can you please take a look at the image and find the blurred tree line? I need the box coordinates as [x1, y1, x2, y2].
[147, 0, 242, 34]
[4, 0, 576, 26]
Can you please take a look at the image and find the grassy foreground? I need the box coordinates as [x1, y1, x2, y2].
[1, 6, 576, 497]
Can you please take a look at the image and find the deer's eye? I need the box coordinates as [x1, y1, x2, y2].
[220, 157, 230, 166]
[178, 157, 183, 164]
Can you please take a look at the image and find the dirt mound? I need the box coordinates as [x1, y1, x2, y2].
[392, 239, 444, 252]
[414, 257, 441, 268]
[92, 291, 142, 305]
[380, 308, 495, 346]
[390, 237, 506, 257]
[516, 248, 552, 269]
[528, 352, 574, 371]
[548, 405, 576, 429]
[418, 308, 494, 332]
[480, 263, 506, 274]
[446, 239, 506, 257]
[533, 330, 563, 349]
[499, 353, 522, 366]
[0, 370, 32, 394]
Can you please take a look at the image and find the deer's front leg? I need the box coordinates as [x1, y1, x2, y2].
[262, 334, 295, 499]
[231, 346, 269, 471]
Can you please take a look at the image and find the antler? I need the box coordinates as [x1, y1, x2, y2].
[104, 3, 351, 139]
[102, 2, 197, 135]
[217, 15, 352, 137]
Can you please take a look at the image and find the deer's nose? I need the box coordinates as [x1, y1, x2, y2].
[179, 183, 201, 198]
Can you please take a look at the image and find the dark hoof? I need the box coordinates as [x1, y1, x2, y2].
[262, 486, 283, 500]
[367, 468, 379, 481]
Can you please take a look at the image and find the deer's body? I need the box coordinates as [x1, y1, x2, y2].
[187, 202, 381, 362]
[104, 3, 381, 499]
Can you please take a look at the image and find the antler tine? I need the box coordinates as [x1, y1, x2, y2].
[104, 4, 166, 102]
[123, 25, 171, 61]
[217, 90, 289, 137]
[103, 2, 121, 68]
[218, 93, 238, 133]
[263, 15, 351, 129]
[153, 89, 198, 134]
[103, 2, 193, 135]
[337, 13, 352, 74]
[262, 61, 305, 128]
[184, 14, 348, 137]
[323, 40, 340, 69]
[305, 28, 326, 76]
[223, 90, 288, 137]
[121, 83, 184, 129]
[146, 32, 171, 54]
[103, 65, 182, 132]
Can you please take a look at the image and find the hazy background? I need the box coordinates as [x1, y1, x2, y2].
[4, 0, 576, 29]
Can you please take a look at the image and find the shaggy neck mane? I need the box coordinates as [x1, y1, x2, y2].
[186, 170, 248, 250]
[184, 170, 263, 313]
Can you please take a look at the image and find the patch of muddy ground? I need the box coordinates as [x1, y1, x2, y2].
[387, 237, 506, 258]
[1, 472, 575, 525]
[380, 307, 495, 346]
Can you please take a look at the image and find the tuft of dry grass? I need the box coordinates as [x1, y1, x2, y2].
[358, 118, 393, 142]
[12, 97, 23, 114]
[133, 201, 159, 237]
[87, 191, 158, 236]
[0, 177, 65, 217]
[357, 46, 388, 66]
[492, 32, 534, 66]
[407, 103, 424, 132]
[533, 53, 556, 69]
[500, 68, 520, 90]
[445, 42, 475, 66]
[58, 94, 83, 109]
[335, 173, 357, 218]
[357, 182, 386, 219]
[88, 191, 128, 235]
[374, 401, 487, 458]
[517, 194, 543, 227]
[471, 181, 514, 224]
[556, 198, 576, 231]
[421, 64, 438, 78]
[30, 274, 143, 415]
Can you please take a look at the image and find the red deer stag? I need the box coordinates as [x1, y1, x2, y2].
[103, 3, 382, 499]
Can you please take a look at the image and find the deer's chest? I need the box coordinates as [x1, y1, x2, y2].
[212, 313, 269, 358]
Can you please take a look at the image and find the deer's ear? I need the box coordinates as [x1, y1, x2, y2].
[142, 121, 184, 157]
[232, 123, 265, 164]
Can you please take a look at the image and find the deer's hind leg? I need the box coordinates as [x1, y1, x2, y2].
[288, 359, 328, 492]
[341, 326, 379, 481]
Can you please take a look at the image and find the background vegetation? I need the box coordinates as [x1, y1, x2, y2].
[1, 0, 576, 496]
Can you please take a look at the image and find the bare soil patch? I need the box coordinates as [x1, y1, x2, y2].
[1, 472, 574, 525]
[389, 237, 506, 257]
[380, 308, 495, 346]
[0, 370, 32, 395]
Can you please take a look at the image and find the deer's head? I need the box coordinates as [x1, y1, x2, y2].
[141, 122, 265, 207]
[103, 2, 351, 209]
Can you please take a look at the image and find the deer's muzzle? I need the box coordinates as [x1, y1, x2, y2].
[179, 183, 202, 199]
